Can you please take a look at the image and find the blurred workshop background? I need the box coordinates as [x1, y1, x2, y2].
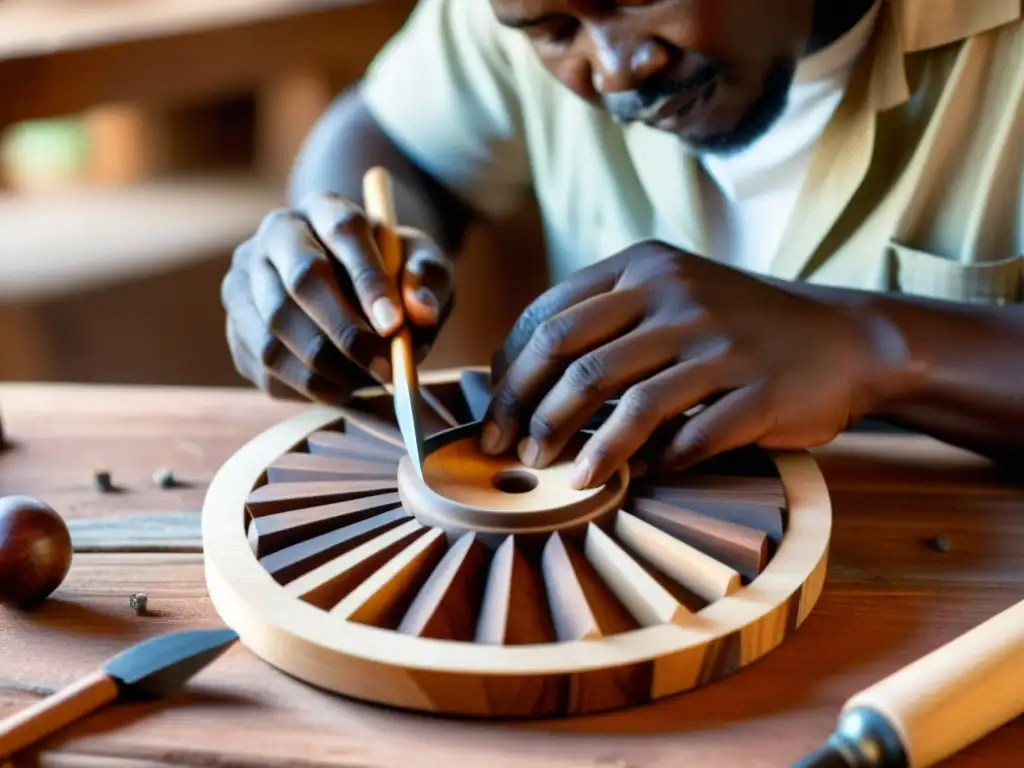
[0, 0, 547, 387]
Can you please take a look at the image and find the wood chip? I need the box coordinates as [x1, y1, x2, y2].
[93, 470, 113, 492]
[129, 592, 148, 615]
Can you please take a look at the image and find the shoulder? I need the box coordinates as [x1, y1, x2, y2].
[370, 0, 528, 78]
[368, 0, 575, 119]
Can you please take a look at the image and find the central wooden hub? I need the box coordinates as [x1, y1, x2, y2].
[396, 425, 629, 548]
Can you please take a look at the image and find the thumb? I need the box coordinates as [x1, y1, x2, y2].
[398, 226, 454, 327]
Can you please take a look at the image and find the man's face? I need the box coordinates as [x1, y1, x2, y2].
[490, 0, 816, 153]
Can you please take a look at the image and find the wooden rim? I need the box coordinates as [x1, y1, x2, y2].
[202, 369, 832, 717]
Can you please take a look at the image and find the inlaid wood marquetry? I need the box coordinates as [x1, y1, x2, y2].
[203, 366, 832, 718]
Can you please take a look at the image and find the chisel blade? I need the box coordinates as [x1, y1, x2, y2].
[391, 328, 425, 475]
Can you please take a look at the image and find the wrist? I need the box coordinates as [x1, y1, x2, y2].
[768, 276, 932, 411]
[840, 296, 932, 414]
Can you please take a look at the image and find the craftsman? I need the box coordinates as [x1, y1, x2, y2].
[220, 0, 1024, 489]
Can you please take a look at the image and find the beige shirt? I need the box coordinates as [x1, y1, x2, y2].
[361, 0, 1024, 304]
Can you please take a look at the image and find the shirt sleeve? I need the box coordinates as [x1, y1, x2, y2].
[359, 0, 532, 219]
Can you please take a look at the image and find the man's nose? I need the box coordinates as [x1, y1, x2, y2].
[587, 26, 669, 94]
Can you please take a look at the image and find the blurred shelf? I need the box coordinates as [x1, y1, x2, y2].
[0, 173, 283, 300]
[0, 0, 368, 59]
[0, 0, 416, 127]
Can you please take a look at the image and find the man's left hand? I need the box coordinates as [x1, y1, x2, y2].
[480, 240, 908, 488]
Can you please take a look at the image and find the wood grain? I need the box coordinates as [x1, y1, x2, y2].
[635, 475, 787, 507]
[541, 533, 638, 640]
[306, 430, 403, 463]
[67, 512, 201, 553]
[0, 383, 1022, 766]
[247, 491, 404, 557]
[632, 492, 785, 543]
[334, 528, 449, 628]
[265, 452, 396, 483]
[245, 479, 399, 517]
[260, 507, 411, 585]
[629, 497, 770, 580]
[286, 519, 427, 609]
[612, 511, 741, 603]
[1, 554, 1021, 768]
[397, 532, 489, 641]
[475, 536, 556, 645]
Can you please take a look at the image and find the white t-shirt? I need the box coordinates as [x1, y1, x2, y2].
[700, 1, 883, 275]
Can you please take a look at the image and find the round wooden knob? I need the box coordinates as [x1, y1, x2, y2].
[0, 495, 73, 609]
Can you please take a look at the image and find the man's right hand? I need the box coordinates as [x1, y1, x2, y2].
[220, 191, 455, 404]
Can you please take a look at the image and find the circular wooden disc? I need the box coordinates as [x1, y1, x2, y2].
[202, 368, 832, 719]
[397, 425, 629, 546]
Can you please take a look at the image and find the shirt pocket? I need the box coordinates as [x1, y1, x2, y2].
[888, 241, 1024, 305]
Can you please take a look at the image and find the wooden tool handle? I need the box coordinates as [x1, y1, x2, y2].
[0, 669, 119, 758]
[362, 167, 415, 371]
[362, 167, 419, 374]
[362, 164, 466, 436]
[842, 597, 1024, 767]
[360, 166, 426, 468]
[359, 167, 458, 432]
[362, 166, 402, 278]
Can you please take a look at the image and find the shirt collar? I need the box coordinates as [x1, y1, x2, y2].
[868, 0, 1022, 111]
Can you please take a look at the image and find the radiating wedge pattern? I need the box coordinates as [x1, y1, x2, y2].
[242, 375, 790, 644]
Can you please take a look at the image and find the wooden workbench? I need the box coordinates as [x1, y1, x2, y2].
[0, 383, 1021, 767]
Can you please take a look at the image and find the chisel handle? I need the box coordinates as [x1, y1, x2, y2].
[842, 597, 1024, 767]
[0, 669, 119, 758]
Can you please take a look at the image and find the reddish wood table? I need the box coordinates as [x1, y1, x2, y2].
[0, 383, 1022, 767]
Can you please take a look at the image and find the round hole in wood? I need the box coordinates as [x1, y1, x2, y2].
[491, 470, 538, 494]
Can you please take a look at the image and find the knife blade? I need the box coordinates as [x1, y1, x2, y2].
[362, 166, 426, 475]
[0, 627, 238, 758]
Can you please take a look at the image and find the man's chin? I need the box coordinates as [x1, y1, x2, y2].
[675, 126, 771, 156]
[658, 58, 796, 156]
[638, 116, 769, 156]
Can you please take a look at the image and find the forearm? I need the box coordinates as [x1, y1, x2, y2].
[287, 87, 474, 255]
[776, 278, 1024, 461]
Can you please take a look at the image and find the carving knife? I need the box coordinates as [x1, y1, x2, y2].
[0, 627, 238, 758]
[362, 167, 426, 475]
[791, 597, 1024, 767]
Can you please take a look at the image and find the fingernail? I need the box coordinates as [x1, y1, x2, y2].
[369, 357, 392, 383]
[481, 421, 501, 454]
[414, 287, 438, 312]
[371, 297, 401, 334]
[518, 437, 539, 467]
[571, 456, 593, 489]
